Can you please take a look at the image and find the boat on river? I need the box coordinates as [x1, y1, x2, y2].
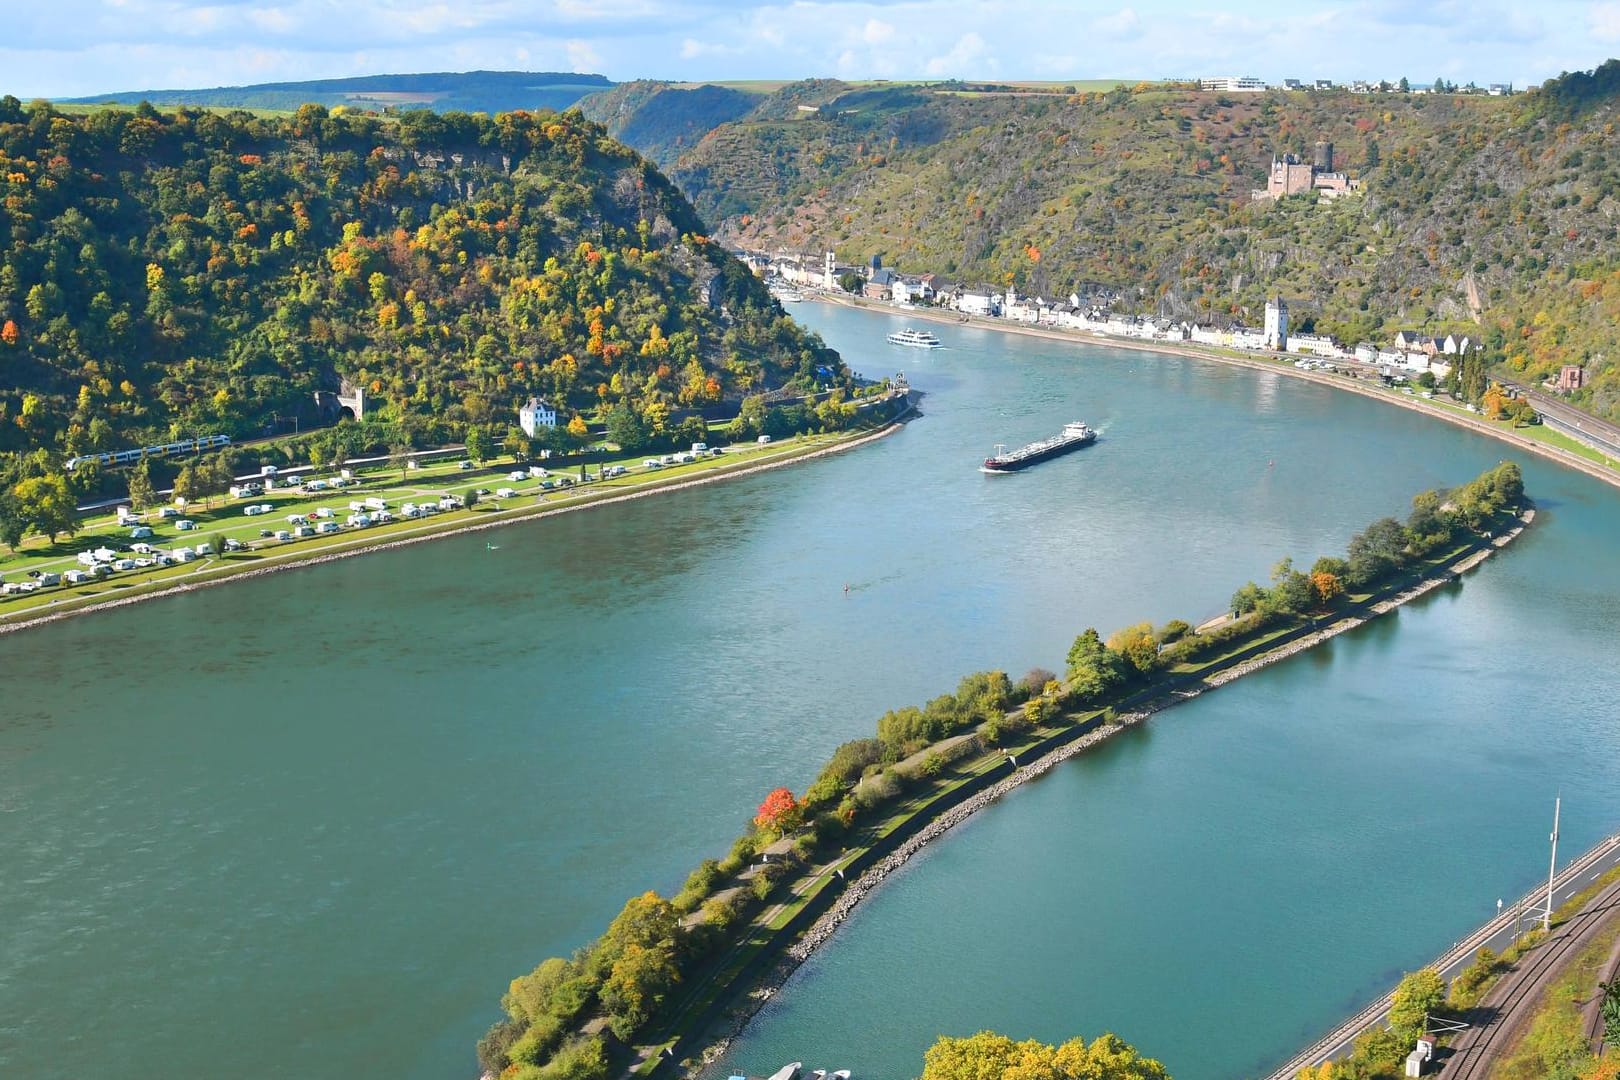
[981, 421, 1096, 473]
[887, 327, 943, 349]
[765, 1063, 803, 1080]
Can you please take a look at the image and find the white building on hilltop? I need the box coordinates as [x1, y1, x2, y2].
[519, 397, 558, 437]
[1200, 76, 1268, 92]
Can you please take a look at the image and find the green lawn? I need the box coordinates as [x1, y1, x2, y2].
[0, 429, 872, 623]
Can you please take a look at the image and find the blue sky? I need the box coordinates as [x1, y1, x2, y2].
[4, 0, 1617, 98]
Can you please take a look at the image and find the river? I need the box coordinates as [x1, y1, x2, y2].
[3, 301, 1618, 1080]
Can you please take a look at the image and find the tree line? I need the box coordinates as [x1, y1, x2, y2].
[476, 462, 1527, 1080]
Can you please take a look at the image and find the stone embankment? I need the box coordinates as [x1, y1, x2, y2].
[689, 508, 1535, 1076]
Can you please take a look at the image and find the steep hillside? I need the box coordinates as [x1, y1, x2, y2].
[576, 81, 760, 167]
[60, 71, 612, 116]
[666, 66, 1620, 421]
[0, 99, 844, 467]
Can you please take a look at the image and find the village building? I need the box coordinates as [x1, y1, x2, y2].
[519, 397, 558, 438]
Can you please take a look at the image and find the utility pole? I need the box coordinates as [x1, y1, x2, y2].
[1544, 795, 1561, 931]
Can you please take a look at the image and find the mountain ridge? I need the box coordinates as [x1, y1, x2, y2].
[58, 70, 613, 116]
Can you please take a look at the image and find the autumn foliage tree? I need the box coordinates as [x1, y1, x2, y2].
[921, 1031, 1169, 1080]
[754, 787, 801, 836]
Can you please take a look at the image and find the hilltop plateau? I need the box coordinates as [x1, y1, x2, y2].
[59, 71, 612, 117]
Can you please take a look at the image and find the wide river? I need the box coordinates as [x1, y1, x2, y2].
[4, 302, 1619, 1080]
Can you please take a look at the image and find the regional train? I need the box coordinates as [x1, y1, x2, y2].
[64, 434, 232, 471]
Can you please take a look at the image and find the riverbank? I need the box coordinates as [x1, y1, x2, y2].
[0, 409, 911, 639]
[820, 291, 1620, 495]
[661, 504, 1535, 1080]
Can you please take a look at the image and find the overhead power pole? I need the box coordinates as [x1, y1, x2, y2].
[1545, 795, 1561, 931]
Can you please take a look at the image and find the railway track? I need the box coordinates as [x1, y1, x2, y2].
[1262, 830, 1620, 1080]
[1439, 877, 1620, 1080]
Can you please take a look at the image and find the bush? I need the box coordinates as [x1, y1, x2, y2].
[854, 767, 903, 809]
[1156, 619, 1191, 645]
[538, 1037, 610, 1080]
[477, 1017, 525, 1077]
[1017, 667, 1058, 699]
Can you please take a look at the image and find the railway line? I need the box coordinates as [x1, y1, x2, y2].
[1262, 828, 1620, 1080]
[1438, 876, 1620, 1080]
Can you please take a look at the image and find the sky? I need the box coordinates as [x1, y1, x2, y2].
[4, 0, 1619, 98]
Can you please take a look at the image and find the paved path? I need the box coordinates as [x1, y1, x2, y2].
[1438, 874, 1620, 1080]
[1263, 829, 1620, 1080]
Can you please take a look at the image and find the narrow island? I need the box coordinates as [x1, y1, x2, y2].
[476, 461, 1532, 1080]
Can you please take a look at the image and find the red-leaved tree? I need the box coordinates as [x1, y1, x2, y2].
[754, 787, 800, 834]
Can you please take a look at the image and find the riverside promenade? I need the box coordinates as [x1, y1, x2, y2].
[1261, 826, 1620, 1080]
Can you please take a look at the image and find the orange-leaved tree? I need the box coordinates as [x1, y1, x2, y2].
[754, 787, 801, 835]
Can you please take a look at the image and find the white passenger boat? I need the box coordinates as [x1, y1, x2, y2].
[886, 327, 943, 349]
[766, 1063, 803, 1080]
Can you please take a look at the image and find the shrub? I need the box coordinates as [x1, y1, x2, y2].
[854, 767, 903, 809]
[539, 1036, 610, 1080]
[1156, 619, 1191, 645]
[477, 1017, 524, 1078]
[1017, 667, 1058, 699]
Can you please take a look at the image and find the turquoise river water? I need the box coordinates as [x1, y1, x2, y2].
[3, 301, 1619, 1080]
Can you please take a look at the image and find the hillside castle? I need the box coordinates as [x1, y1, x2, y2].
[1256, 141, 1360, 200]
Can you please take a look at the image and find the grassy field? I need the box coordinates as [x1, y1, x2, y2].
[0, 429, 874, 626]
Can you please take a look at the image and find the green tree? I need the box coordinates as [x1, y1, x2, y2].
[464, 426, 491, 464]
[605, 404, 649, 453]
[600, 941, 680, 1040]
[11, 473, 78, 543]
[503, 427, 533, 462]
[0, 491, 24, 550]
[1388, 967, 1446, 1043]
[1231, 581, 1267, 616]
[126, 458, 157, 511]
[1066, 628, 1127, 701]
[1346, 517, 1409, 587]
[389, 442, 412, 481]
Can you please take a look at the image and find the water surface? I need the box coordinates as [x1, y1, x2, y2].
[5, 302, 1616, 1079]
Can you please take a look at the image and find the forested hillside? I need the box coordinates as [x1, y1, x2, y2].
[576, 81, 760, 167]
[638, 65, 1620, 421]
[0, 99, 843, 471]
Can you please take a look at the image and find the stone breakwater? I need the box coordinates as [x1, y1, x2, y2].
[689, 509, 1535, 1076]
[0, 416, 910, 639]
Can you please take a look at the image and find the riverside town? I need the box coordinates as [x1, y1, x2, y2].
[5, 24, 1620, 1080]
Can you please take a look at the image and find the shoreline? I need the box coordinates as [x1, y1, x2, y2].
[685, 508, 1536, 1077]
[816, 292, 1620, 495]
[0, 417, 909, 640]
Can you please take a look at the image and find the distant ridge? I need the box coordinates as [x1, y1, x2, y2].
[59, 70, 614, 115]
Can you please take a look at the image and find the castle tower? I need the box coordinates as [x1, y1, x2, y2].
[823, 251, 837, 290]
[1264, 296, 1289, 351]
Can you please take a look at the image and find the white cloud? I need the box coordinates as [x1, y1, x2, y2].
[1590, 1, 1620, 40]
[1094, 7, 1142, 39]
[861, 18, 895, 45]
[566, 38, 601, 71]
[925, 31, 990, 77]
